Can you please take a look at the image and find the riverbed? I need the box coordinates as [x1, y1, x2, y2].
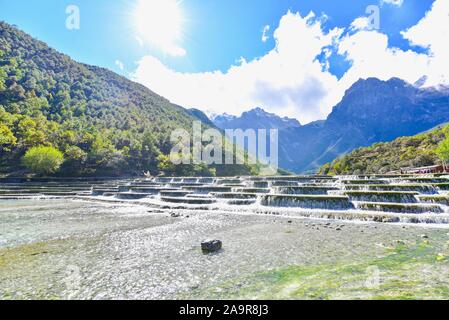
[1, 199, 449, 299]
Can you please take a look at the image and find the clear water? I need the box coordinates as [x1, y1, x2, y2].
[2, 175, 449, 299]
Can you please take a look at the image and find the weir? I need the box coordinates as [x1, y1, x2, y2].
[343, 191, 419, 203]
[2, 174, 449, 224]
[275, 186, 339, 195]
[260, 194, 354, 210]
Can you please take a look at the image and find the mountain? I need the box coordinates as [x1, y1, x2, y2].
[213, 107, 301, 131]
[276, 77, 449, 173]
[187, 108, 216, 128]
[319, 123, 449, 175]
[0, 22, 255, 177]
[212, 78, 449, 173]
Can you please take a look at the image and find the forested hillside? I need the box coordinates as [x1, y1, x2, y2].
[319, 124, 449, 175]
[0, 22, 255, 177]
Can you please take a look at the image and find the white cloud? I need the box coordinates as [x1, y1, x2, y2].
[132, 11, 344, 123]
[262, 25, 270, 42]
[131, 1, 449, 123]
[381, 0, 404, 7]
[401, 0, 449, 86]
[350, 17, 370, 31]
[337, 30, 429, 89]
[115, 60, 125, 71]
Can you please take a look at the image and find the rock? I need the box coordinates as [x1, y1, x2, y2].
[336, 227, 342, 231]
[420, 234, 429, 239]
[170, 213, 181, 218]
[287, 220, 292, 224]
[201, 240, 222, 253]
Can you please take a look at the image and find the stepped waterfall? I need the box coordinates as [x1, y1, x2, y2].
[2, 174, 449, 225]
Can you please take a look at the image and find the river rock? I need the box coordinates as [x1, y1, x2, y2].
[201, 239, 222, 253]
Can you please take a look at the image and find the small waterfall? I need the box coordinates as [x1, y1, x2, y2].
[260, 194, 354, 210]
[354, 202, 443, 214]
[344, 191, 419, 203]
[275, 186, 338, 195]
[8, 174, 449, 226]
[253, 181, 269, 188]
[232, 187, 271, 194]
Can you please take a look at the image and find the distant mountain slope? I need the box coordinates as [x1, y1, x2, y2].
[280, 77, 449, 173]
[211, 78, 449, 173]
[0, 22, 254, 176]
[319, 124, 449, 175]
[213, 107, 301, 130]
[187, 108, 216, 128]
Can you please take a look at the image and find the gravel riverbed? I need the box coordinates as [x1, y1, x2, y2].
[1, 199, 449, 299]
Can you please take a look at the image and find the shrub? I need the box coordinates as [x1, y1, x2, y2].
[436, 136, 449, 166]
[22, 145, 64, 175]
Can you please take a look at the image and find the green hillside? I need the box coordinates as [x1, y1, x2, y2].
[319, 124, 449, 175]
[0, 22, 256, 177]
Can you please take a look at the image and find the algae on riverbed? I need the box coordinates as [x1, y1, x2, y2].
[194, 239, 449, 300]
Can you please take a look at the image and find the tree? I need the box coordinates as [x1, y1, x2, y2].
[436, 135, 449, 169]
[0, 68, 7, 91]
[0, 124, 17, 151]
[22, 145, 64, 175]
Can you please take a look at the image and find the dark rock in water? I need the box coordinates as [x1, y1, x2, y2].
[201, 240, 222, 253]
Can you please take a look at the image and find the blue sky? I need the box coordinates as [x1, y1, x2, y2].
[0, 0, 446, 123]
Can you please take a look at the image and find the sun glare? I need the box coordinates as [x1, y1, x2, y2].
[133, 0, 186, 56]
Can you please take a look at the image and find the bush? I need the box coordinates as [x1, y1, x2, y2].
[436, 135, 449, 165]
[22, 146, 64, 175]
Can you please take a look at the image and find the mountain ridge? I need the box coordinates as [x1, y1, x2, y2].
[211, 77, 449, 173]
[213, 107, 301, 131]
[0, 21, 255, 177]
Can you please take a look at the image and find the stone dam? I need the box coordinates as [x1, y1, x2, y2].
[2, 174, 449, 225]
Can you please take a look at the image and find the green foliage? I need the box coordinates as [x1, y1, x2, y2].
[435, 135, 449, 165]
[0, 123, 16, 150]
[0, 22, 254, 177]
[319, 125, 449, 175]
[22, 145, 64, 175]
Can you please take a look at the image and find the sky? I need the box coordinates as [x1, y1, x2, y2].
[0, 0, 447, 124]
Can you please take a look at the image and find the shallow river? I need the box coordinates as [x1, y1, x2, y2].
[1, 199, 449, 299]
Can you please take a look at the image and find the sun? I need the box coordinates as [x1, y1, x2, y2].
[133, 0, 186, 56]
